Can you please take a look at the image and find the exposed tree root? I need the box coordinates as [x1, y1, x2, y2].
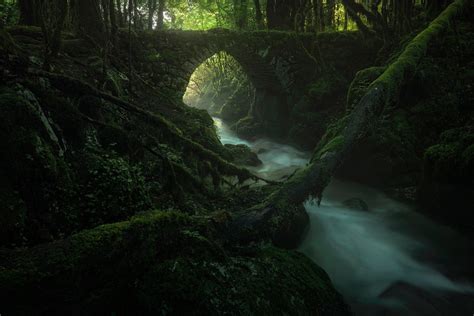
[27, 68, 279, 186]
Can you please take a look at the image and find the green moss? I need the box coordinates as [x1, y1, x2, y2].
[347, 67, 385, 110]
[224, 144, 262, 167]
[0, 178, 27, 247]
[425, 143, 458, 162]
[315, 135, 345, 159]
[137, 245, 349, 315]
[372, 0, 468, 103]
[26, 84, 87, 145]
[418, 125, 473, 217]
[0, 85, 68, 183]
[0, 209, 348, 315]
[73, 143, 153, 227]
[0, 29, 22, 55]
[461, 144, 474, 169]
[311, 115, 349, 161]
[6, 25, 44, 38]
[103, 70, 126, 97]
[307, 73, 346, 102]
[423, 126, 474, 181]
[233, 116, 263, 139]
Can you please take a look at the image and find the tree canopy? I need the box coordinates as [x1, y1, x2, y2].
[1, 0, 450, 36]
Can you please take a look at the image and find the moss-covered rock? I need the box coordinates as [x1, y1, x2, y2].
[0, 85, 155, 246]
[418, 126, 474, 226]
[0, 86, 73, 245]
[0, 176, 27, 246]
[219, 84, 253, 124]
[224, 144, 262, 167]
[139, 246, 349, 315]
[0, 210, 349, 315]
[233, 116, 264, 139]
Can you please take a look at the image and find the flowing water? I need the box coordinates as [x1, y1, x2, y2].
[213, 117, 310, 181]
[212, 117, 474, 315]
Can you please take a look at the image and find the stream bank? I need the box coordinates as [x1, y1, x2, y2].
[213, 116, 474, 315]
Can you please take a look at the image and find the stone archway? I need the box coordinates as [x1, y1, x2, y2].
[179, 43, 290, 137]
[136, 29, 377, 137]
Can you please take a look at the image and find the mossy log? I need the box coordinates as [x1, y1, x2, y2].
[227, 0, 469, 247]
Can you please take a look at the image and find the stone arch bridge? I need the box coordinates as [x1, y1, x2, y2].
[133, 30, 377, 136]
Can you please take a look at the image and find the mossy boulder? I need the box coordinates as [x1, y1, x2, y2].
[139, 246, 349, 315]
[224, 144, 262, 167]
[173, 105, 228, 156]
[233, 116, 264, 139]
[418, 126, 474, 226]
[219, 84, 252, 124]
[0, 210, 349, 315]
[0, 86, 154, 245]
[0, 86, 72, 245]
[0, 177, 27, 246]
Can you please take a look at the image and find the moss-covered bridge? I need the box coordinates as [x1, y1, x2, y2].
[132, 30, 378, 136]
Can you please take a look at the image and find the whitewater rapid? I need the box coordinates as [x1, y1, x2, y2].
[213, 116, 474, 315]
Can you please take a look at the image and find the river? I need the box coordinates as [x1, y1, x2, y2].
[213, 117, 474, 315]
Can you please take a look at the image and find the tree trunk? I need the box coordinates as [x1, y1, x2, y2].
[341, 0, 382, 36]
[110, 0, 118, 43]
[253, 0, 264, 29]
[116, 0, 124, 27]
[128, 0, 133, 91]
[18, 0, 40, 26]
[266, 0, 276, 28]
[75, 0, 104, 41]
[295, 0, 307, 32]
[132, 0, 140, 29]
[0, 0, 3, 28]
[326, 0, 335, 30]
[147, 0, 157, 30]
[426, 0, 449, 18]
[318, 0, 325, 31]
[312, 0, 322, 32]
[344, 6, 348, 30]
[49, 0, 68, 57]
[235, 0, 248, 30]
[156, 0, 165, 29]
[122, 0, 128, 25]
[266, 0, 292, 30]
[101, 0, 110, 33]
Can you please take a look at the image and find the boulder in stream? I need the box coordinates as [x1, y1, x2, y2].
[225, 143, 262, 167]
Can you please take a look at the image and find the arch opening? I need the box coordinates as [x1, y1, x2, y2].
[183, 51, 255, 125]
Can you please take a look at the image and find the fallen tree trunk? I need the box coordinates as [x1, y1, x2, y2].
[228, 0, 469, 247]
